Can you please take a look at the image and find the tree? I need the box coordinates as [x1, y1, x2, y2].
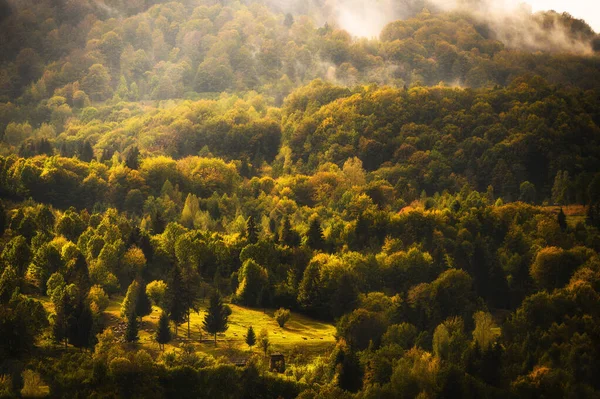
[551, 170, 570, 206]
[245, 326, 256, 348]
[125, 146, 140, 170]
[557, 208, 567, 231]
[297, 260, 323, 316]
[79, 141, 94, 162]
[146, 280, 167, 308]
[155, 311, 171, 350]
[235, 259, 268, 307]
[519, 181, 536, 203]
[202, 291, 229, 346]
[472, 311, 496, 351]
[306, 218, 325, 251]
[125, 311, 139, 343]
[280, 217, 300, 247]
[274, 308, 291, 328]
[246, 215, 259, 244]
[135, 281, 152, 320]
[258, 328, 270, 357]
[530, 247, 580, 290]
[337, 309, 387, 351]
[165, 265, 186, 335]
[82, 64, 112, 101]
[87, 285, 109, 311]
[121, 280, 139, 319]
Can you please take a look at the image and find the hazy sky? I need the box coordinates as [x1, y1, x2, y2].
[515, 0, 599, 32]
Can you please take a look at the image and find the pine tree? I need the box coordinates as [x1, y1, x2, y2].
[280, 217, 299, 247]
[156, 311, 171, 351]
[306, 218, 325, 251]
[246, 215, 259, 244]
[245, 326, 256, 348]
[202, 291, 229, 346]
[79, 141, 94, 162]
[125, 146, 140, 170]
[135, 281, 152, 320]
[557, 208, 567, 231]
[166, 266, 186, 335]
[125, 311, 139, 343]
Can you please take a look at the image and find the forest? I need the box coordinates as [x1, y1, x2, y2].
[1, 0, 600, 398]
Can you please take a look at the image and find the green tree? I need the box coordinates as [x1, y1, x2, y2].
[125, 146, 140, 170]
[135, 281, 152, 320]
[165, 265, 186, 335]
[246, 215, 259, 244]
[551, 170, 570, 206]
[306, 217, 325, 251]
[82, 64, 112, 101]
[155, 311, 171, 350]
[121, 280, 139, 319]
[236, 259, 268, 307]
[125, 311, 139, 343]
[146, 280, 167, 308]
[519, 181, 537, 203]
[258, 328, 270, 357]
[297, 261, 323, 316]
[202, 291, 229, 346]
[245, 325, 256, 348]
[274, 308, 291, 328]
[280, 216, 300, 247]
[472, 311, 496, 351]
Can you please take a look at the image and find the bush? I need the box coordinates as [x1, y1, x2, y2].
[274, 308, 291, 328]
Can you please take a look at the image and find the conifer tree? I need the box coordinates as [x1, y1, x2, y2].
[125, 146, 140, 170]
[135, 281, 152, 320]
[79, 141, 94, 162]
[156, 311, 171, 351]
[245, 325, 256, 348]
[306, 218, 325, 251]
[557, 208, 567, 231]
[166, 266, 186, 335]
[125, 311, 139, 343]
[246, 215, 259, 244]
[202, 291, 229, 346]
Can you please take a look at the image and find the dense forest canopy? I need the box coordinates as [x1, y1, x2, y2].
[1, 0, 600, 398]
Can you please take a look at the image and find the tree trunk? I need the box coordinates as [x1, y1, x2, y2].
[214, 333, 217, 347]
[187, 310, 190, 339]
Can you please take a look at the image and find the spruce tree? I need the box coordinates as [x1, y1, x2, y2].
[135, 281, 152, 320]
[125, 311, 139, 343]
[245, 325, 256, 348]
[202, 291, 229, 346]
[306, 218, 325, 251]
[125, 145, 140, 170]
[246, 215, 259, 244]
[166, 266, 186, 335]
[557, 208, 567, 231]
[156, 311, 171, 350]
[80, 141, 94, 162]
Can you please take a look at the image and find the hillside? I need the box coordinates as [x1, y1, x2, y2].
[1, 0, 600, 398]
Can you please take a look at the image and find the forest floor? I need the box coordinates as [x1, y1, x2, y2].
[103, 296, 337, 362]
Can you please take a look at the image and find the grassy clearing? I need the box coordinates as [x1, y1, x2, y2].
[103, 296, 336, 360]
[544, 205, 587, 228]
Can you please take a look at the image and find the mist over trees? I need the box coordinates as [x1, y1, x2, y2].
[0, 0, 600, 398]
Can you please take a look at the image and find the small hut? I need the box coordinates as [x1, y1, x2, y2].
[269, 353, 285, 373]
[231, 357, 248, 367]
